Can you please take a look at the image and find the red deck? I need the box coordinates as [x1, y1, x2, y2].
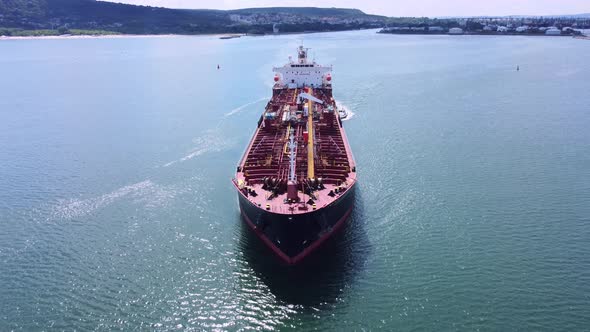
[234, 86, 356, 215]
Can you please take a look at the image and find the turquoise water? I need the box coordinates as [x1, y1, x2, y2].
[1, 30, 589, 330]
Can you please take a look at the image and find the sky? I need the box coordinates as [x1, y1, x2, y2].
[103, 0, 589, 17]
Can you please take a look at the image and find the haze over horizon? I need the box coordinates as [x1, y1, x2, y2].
[103, 0, 589, 17]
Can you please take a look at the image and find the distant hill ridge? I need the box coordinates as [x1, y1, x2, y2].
[0, 0, 385, 34]
[227, 7, 366, 16]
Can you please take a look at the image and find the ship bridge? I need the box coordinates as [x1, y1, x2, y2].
[272, 46, 333, 89]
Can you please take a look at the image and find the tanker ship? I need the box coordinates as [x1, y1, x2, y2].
[233, 46, 357, 264]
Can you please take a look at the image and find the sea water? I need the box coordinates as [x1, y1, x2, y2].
[1, 30, 589, 330]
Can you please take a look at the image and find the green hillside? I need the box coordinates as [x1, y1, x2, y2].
[0, 0, 386, 35]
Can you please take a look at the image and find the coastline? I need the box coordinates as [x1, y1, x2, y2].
[0, 33, 245, 41]
[3, 29, 585, 41]
[378, 31, 581, 37]
[0, 29, 377, 41]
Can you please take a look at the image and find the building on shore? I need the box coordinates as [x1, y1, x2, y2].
[449, 27, 463, 35]
[546, 27, 561, 35]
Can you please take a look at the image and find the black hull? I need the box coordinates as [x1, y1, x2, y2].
[237, 184, 356, 264]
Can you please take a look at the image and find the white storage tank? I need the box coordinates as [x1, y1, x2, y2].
[449, 27, 464, 35]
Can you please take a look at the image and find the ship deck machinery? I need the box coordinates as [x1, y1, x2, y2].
[233, 46, 356, 264]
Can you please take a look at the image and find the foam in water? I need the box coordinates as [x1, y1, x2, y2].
[163, 129, 234, 167]
[224, 97, 267, 117]
[50, 180, 179, 220]
[336, 101, 356, 121]
[163, 98, 267, 168]
[160, 97, 270, 169]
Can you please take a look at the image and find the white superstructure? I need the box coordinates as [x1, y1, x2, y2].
[273, 46, 332, 89]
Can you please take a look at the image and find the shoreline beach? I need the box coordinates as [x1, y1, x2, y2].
[0, 33, 236, 41]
